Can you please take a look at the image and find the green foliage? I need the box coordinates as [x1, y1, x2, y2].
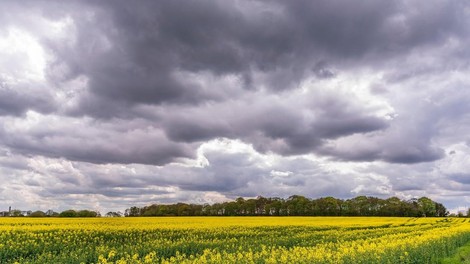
[77, 210, 99, 217]
[1, 196, 449, 218]
[29, 211, 46, 217]
[125, 195, 448, 217]
[59, 210, 99, 217]
[105, 211, 122, 217]
[9, 210, 23, 217]
[59, 209, 78, 217]
[440, 241, 470, 263]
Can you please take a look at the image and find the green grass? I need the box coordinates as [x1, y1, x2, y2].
[441, 242, 470, 264]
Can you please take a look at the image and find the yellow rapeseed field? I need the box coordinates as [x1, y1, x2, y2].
[0, 217, 469, 263]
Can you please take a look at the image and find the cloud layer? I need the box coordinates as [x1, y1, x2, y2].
[1, 0, 470, 213]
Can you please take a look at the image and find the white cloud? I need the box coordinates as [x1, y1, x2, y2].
[0, 27, 46, 82]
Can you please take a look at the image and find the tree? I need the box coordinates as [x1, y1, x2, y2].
[418, 197, 436, 217]
[176, 203, 192, 216]
[122, 195, 447, 217]
[125, 206, 141, 217]
[255, 196, 268, 215]
[29, 211, 46, 217]
[435, 203, 448, 217]
[286, 195, 310, 215]
[77, 210, 98, 217]
[106, 211, 123, 217]
[245, 199, 256, 215]
[10, 210, 23, 217]
[235, 197, 246, 215]
[59, 210, 78, 217]
[224, 201, 238, 216]
[46, 210, 59, 217]
[344, 196, 369, 216]
[268, 197, 284, 216]
[316, 197, 342, 216]
[404, 198, 421, 217]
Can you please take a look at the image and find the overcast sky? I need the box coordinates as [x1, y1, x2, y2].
[1, 0, 470, 213]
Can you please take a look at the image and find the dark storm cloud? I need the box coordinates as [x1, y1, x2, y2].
[0, 117, 195, 166]
[41, 0, 467, 114]
[317, 78, 470, 164]
[383, 147, 444, 164]
[261, 114, 387, 156]
[0, 86, 55, 116]
[286, 0, 465, 57]
[49, 186, 171, 198]
[161, 91, 389, 157]
[0, 0, 463, 165]
[103, 151, 264, 193]
[322, 141, 444, 164]
[35, 0, 465, 165]
[180, 151, 266, 192]
[43, 0, 237, 114]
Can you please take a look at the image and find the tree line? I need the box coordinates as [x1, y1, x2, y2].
[1, 195, 449, 218]
[0, 209, 101, 217]
[124, 195, 448, 217]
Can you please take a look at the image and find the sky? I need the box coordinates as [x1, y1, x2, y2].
[0, 0, 470, 214]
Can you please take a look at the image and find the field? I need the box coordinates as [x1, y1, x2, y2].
[1, 217, 470, 263]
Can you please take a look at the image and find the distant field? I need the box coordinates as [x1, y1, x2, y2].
[1, 217, 470, 263]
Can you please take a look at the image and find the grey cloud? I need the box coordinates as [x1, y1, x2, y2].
[388, 175, 426, 192]
[34, 145, 352, 200]
[161, 90, 389, 157]
[321, 131, 445, 164]
[100, 146, 354, 199]
[318, 76, 470, 164]
[1, 117, 195, 166]
[181, 151, 266, 192]
[448, 174, 470, 185]
[121, 151, 267, 193]
[41, 1, 238, 115]
[314, 115, 387, 139]
[312, 62, 336, 79]
[0, 77, 55, 117]
[1, 0, 461, 165]
[165, 117, 233, 143]
[0, 149, 30, 170]
[33, 0, 467, 117]
[0, 88, 55, 116]
[382, 146, 444, 164]
[278, 0, 466, 61]
[50, 186, 171, 198]
[254, 104, 388, 156]
[181, 149, 353, 199]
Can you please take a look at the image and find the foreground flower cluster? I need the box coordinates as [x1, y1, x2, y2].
[0, 217, 469, 263]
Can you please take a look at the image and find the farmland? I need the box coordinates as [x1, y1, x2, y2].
[1, 217, 470, 263]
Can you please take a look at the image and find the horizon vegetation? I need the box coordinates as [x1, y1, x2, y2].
[1, 195, 448, 218]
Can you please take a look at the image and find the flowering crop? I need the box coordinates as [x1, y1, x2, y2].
[0, 217, 469, 263]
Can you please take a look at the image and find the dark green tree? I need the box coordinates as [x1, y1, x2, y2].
[418, 197, 436, 217]
[29, 211, 46, 217]
[59, 210, 78, 217]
